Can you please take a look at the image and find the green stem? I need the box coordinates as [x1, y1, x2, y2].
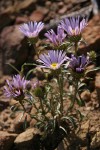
[70, 78, 78, 109]
[20, 100, 45, 124]
[30, 114, 45, 124]
[50, 95, 55, 118]
[39, 98, 48, 121]
[74, 42, 78, 56]
[6, 63, 20, 74]
[39, 98, 45, 114]
[33, 43, 44, 73]
[33, 43, 40, 59]
[20, 101, 26, 112]
[57, 72, 64, 116]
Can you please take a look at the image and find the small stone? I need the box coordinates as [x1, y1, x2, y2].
[13, 112, 31, 133]
[14, 128, 41, 150]
[91, 131, 100, 149]
[81, 120, 90, 130]
[16, 0, 36, 11]
[58, 6, 67, 14]
[37, 7, 49, 16]
[3, 115, 8, 122]
[90, 126, 96, 133]
[30, 10, 44, 22]
[45, 1, 52, 7]
[30, 119, 36, 127]
[16, 16, 29, 24]
[58, 2, 64, 7]
[81, 90, 91, 102]
[50, 3, 58, 12]
[95, 73, 100, 89]
[85, 106, 91, 111]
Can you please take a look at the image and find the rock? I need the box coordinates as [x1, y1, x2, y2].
[92, 0, 100, 15]
[30, 10, 44, 22]
[0, 99, 9, 111]
[91, 131, 100, 149]
[12, 112, 31, 133]
[3, 0, 36, 13]
[30, 119, 36, 128]
[81, 120, 90, 130]
[15, 16, 29, 24]
[51, 2, 58, 12]
[45, 1, 52, 7]
[15, 0, 36, 12]
[79, 15, 100, 66]
[81, 90, 91, 102]
[37, 6, 49, 16]
[14, 128, 41, 150]
[0, 108, 13, 131]
[0, 25, 29, 74]
[58, 6, 67, 14]
[58, 2, 64, 8]
[79, 120, 90, 140]
[95, 73, 100, 89]
[95, 73, 100, 105]
[0, 131, 17, 150]
[0, 12, 14, 31]
[91, 90, 99, 108]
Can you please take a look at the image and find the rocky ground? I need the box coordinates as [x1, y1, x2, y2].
[0, 0, 100, 150]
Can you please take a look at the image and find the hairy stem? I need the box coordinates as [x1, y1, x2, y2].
[70, 78, 78, 109]
[74, 42, 78, 56]
[57, 72, 64, 116]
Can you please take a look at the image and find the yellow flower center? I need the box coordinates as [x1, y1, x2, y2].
[72, 29, 76, 35]
[50, 63, 58, 70]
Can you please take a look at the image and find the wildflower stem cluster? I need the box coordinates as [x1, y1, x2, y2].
[4, 16, 99, 148]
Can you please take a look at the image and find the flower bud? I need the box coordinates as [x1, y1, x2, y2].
[32, 81, 45, 98]
[34, 87, 44, 98]
[87, 51, 96, 61]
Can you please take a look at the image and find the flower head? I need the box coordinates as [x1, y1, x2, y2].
[4, 74, 29, 101]
[59, 16, 87, 41]
[45, 26, 66, 46]
[19, 21, 44, 38]
[37, 50, 67, 70]
[68, 54, 89, 73]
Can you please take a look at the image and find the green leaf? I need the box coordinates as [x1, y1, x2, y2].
[78, 83, 86, 90]
[23, 115, 28, 130]
[26, 69, 35, 79]
[62, 116, 77, 128]
[85, 67, 100, 76]
[76, 98, 85, 106]
[6, 63, 20, 74]
[76, 110, 84, 121]
[59, 126, 67, 135]
[21, 63, 36, 75]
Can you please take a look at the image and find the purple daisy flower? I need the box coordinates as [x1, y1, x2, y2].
[68, 54, 89, 73]
[19, 21, 44, 38]
[45, 26, 66, 46]
[37, 50, 67, 70]
[4, 74, 29, 101]
[59, 16, 87, 37]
